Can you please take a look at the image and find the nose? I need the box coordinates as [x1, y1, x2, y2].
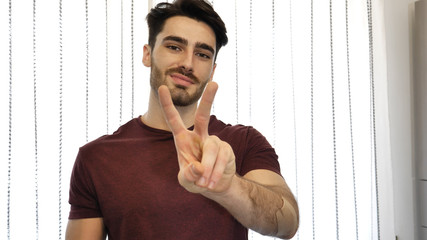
[179, 50, 194, 74]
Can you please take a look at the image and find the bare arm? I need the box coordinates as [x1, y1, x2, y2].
[65, 218, 106, 240]
[203, 170, 299, 239]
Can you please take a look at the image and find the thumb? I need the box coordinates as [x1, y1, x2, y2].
[179, 162, 204, 184]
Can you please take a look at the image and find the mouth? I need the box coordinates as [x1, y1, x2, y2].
[170, 73, 195, 87]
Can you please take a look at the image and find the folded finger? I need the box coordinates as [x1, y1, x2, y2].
[197, 136, 220, 187]
[207, 141, 233, 190]
[187, 162, 204, 180]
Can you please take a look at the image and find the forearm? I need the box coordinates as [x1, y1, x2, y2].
[65, 218, 106, 240]
[203, 174, 299, 239]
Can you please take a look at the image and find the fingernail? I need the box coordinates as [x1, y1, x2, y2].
[208, 181, 215, 189]
[198, 177, 206, 186]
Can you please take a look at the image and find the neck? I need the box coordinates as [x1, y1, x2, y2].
[142, 89, 198, 131]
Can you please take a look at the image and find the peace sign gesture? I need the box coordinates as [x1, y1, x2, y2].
[158, 82, 236, 194]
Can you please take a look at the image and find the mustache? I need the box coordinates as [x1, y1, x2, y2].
[165, 68, 200, 83]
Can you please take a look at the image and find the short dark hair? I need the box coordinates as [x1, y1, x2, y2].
[146, 0, 228, 60]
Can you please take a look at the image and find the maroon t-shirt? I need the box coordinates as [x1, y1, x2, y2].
[68, 115, 280, 240]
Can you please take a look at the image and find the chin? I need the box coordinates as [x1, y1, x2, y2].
[170, 89, 200, 106]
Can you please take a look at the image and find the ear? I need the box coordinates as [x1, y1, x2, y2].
[142, 44, 152, 67]
[209, 63, 217, 82]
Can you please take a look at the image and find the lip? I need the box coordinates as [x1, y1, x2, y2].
[170, 73, 194, 87]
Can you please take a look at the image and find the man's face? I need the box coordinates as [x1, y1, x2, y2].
[143, 16, 217, 106]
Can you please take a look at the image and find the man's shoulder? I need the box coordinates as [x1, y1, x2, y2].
[79, 118, 140, 151]
[209, 116, 267, 148]
[209, 115, 256, 137]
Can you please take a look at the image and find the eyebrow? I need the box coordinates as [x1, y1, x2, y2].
[162, 35, 215, 55]
[196, 42, 215, 56]
[163, 35, 188, 46]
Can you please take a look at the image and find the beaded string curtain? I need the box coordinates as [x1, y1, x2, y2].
[0, 0, 387, 239]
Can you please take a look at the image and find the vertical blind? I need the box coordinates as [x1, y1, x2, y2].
[0, 0, 387, 239]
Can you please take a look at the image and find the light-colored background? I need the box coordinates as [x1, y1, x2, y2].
[0, 0, 425, 239]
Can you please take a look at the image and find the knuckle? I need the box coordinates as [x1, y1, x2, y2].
[210, 172, 222, 182]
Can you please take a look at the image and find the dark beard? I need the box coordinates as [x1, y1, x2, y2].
[150, 63, 208, 107]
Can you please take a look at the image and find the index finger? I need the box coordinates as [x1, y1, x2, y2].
[194, 82, 218, 138]
[158, 85, 187, 135]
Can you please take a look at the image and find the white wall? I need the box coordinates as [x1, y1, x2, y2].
[383, 0, 418, 239]
[412, 0, 427, 239]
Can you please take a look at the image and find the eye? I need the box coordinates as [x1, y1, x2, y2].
[166, 45, 182, 52]
[196, 52, 211, 60]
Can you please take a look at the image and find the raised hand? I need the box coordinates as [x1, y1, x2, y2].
[158, 82, 236, 194]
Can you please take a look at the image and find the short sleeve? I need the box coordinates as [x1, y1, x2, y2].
[68, 149, 103, 219]
[239, 127, 281, 177]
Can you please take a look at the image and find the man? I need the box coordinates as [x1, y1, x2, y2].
[65, 0, 299, 239]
